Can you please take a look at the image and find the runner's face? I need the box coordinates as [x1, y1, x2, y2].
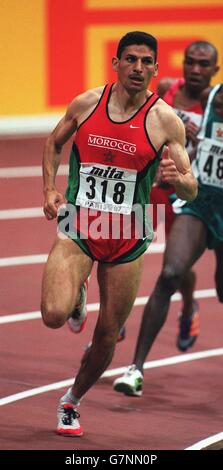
[112, 44, 158, 92]
[183, 46, 218, 92]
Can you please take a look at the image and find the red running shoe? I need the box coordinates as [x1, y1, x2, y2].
[57, 404, 83, 437]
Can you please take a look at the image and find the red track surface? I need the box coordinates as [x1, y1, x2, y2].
[0, 138, 222, 450]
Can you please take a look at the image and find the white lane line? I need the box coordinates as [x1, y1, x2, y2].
[0, 311, 41, 324]
[0, 289, 217, 325]
[185, 432, 223, 450]
[0, 379, 73, 406]
[0, 347, 223, 406]
[0, 244, 165, 267]
[0, 114, 63, 136]
[0, 165, 68, 178]
[0, 254, 48, 267]
[0, 207, 44, 219]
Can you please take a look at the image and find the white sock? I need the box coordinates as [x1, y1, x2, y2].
[60, 387, 80, 407]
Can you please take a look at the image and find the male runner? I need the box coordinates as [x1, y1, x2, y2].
[41, 31, 197, 435]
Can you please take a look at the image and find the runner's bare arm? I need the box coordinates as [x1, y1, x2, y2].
[42, 105, 78, 219]
[159, 108, 198, 201]
[42, 88, 103, 219]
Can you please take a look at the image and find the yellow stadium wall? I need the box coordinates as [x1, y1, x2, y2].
[0, 0, 223, 116]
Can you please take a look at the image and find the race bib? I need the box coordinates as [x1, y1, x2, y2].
[197, 138, 223, 188]
[76, 163, 137, 214]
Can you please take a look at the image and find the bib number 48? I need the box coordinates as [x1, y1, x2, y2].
[203, 154, 223, 179]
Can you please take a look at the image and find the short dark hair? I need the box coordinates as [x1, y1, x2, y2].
[185, 41, 218, 64]
[116, 31, 158, 62]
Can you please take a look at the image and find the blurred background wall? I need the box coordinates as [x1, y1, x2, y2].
[1, 0, 223, 117]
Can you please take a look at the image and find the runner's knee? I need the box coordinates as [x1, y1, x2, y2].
[41, 305, 67, 329]
[160, 263, 183, 293]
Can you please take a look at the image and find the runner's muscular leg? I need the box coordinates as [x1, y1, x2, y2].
[179, 268, 196, 317]
[41, 236, 93, 328]
[72, 255, 144, 399]
[133, 215, 207, 371]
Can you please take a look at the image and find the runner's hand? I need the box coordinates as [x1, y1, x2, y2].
[185, 120, 199, 146]
[160, 148, 181, 185]
[43, 189, 66, 220]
